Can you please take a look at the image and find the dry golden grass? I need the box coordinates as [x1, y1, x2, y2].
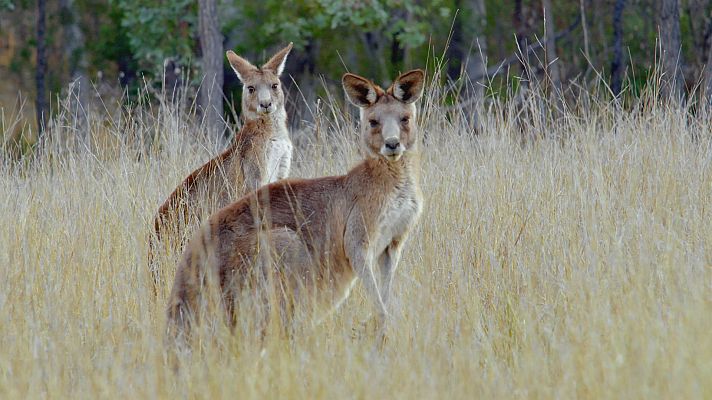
[1, 80, 711, 398]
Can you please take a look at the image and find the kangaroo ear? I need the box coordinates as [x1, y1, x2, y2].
[226, 50, 258, 82]
[342, 73, 379, 107]
[391, 69, 425, 104]
[262, 42, 293, 76]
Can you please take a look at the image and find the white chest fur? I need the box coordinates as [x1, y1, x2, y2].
[374, 182, 422, 254]
[265, 130, 292, 183]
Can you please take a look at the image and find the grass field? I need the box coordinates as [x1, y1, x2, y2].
[1, 78, 711, 399]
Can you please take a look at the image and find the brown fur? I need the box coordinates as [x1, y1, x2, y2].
[149, 44, 294, 288]
[152, 117, 273, 244]
[166, 70, 426, 342]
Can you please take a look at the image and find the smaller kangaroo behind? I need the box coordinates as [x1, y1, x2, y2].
[149, 43, 294, 290]
[166, 69, 426, 344]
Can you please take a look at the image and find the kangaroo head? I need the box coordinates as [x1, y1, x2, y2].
[342, 70, 425, 162]
[226, 42, 293, 121]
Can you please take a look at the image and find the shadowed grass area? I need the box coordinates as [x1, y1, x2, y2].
[1, 73, 711, 398]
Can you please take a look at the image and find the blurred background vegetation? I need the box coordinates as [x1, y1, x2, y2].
[1, 0, 711, 143]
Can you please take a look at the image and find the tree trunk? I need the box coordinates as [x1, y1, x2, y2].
[703, 25, 712, 106]
[35, 0, 48, 135]
[389, 7, 410, 72]
[198, 0, 225, 139]
[59, 0, 90, 138]
[658, 0, 685, 102]
[447, 1, 465, 81]
[542, 0, 561, 85]
[290, 40, 320, 124]
[513, 0, 532, 89]
[611, 0, 626, 97]
[447, 1, 488, 83]
[685, 0, 712, 105]
[446, 0, 488, 132]
[460, 0, 487, 98]
[580, 0, 591, 62]
[542, 0, 562, 106]
[361, 32, 388, 82]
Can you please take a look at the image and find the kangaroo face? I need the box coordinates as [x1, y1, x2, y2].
[241, 70, 284, 116]
[342, 70, 425, 162]
[226, 43, 293, 121]
[361, 97, 416, 161]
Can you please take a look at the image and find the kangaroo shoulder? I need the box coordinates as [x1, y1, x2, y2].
[234, 120, 271, 157]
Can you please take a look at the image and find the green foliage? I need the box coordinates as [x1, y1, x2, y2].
[84, 1, 136, 76]
[114, 0, 452, 84]
[315, 0, 447, 48]
[0, 0, 14, 11]
[5, 0, 712, 117]
[319, 0, 390, 30]
[118, 0, 197, 77]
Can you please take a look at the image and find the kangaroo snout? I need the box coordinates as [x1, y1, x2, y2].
[384, 138, 400, 150]
[381, 137, 404, 160]
[257, 90, 274, 113]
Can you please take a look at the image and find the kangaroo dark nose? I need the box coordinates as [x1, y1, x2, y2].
[260, 102, 272, 109]
[384, 138, 400, 150]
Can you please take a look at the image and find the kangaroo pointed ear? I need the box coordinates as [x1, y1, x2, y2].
[391, 69, 425, 104]
[342, 73, 379, 107]
[262, 42, 293, 76]
[226, 50, 258, 82]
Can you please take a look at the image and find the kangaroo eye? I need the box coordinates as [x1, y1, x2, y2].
[401, 116, 410, 123]
[247, 86, 255, 94]
[272, 83, 279, 90]
[369, 119, 379, 127]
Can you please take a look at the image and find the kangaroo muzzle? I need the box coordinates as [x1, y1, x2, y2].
[257, 89, 275, 114]
[380, 120, 404, 160]
[381, 137, 404, 160]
